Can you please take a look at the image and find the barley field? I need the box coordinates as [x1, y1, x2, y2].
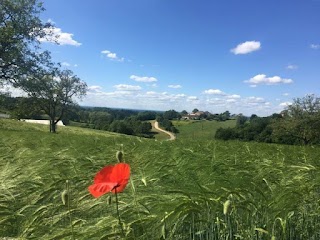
[0, 119, 319, 239]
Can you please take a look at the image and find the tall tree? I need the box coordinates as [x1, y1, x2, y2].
[18, 68, 87, 133]
[0, 0, 52, 85]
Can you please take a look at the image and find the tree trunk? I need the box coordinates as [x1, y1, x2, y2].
[50, 119, 56, 133]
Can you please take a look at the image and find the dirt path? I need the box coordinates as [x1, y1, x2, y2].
[154, 121, 176, 140]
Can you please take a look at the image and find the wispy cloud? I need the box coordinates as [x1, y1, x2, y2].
[113, 84, 141, 91]
[101, 50, 124, 62]
[286, 64, 298, 70]
[168, 84, 182, 89]
[203, 89, 225, 95]
[38, 27, 81, 46]
[88, 85, 103, 92]
[0, 84, 27, 97]
[245, 74, 293, 85]
[231, 41, 261, 55]
[279, 101, 292, 107]
[310, 44, 320, 49]
[61, 62, 71, 67]
[130, 75, 157, 82]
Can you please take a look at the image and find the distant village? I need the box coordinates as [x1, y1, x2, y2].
[180, 109, 237, 121]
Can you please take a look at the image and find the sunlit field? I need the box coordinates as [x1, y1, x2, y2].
[1, 119, 320, 239]
[173, 120, 236, 140]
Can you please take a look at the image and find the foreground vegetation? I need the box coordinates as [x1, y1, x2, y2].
[1, 119, 320, 239]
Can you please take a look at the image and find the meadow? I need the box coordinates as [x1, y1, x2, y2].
[0, 119, 320, 239]
[173, 120, 236, 140]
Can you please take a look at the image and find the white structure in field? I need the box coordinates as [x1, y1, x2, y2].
[20, 119, 65, 126]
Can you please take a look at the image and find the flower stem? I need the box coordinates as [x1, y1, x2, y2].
[115, 188, 125, 238]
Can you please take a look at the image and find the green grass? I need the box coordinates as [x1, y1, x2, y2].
[1, 119, 320, 239]
[173, 119, 236, 140]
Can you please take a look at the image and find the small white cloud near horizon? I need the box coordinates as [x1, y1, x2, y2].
[188, 96, 199, 101]
[227, 94, 241, 99]
[279, 101, 292, 107]
[114, 84, 142, 91]
[245, 74, 293, 85]
[38, 27, 81, 46]
[0, 84, 27, 97]
[282, 93, 290, 96]
[101, 50, 124, 62]
[88, 85, 103, 92]
[168, 84, 182, 89]
[203, 89, 225, 95]
[286, 64, 298, 70]
[231, 41, 261, 55]
[310, 44, 320, 49]
[130, 75, 157, 82]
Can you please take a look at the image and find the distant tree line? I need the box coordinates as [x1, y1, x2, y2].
[215, 95, 320, 145]
[68, 107, 156, 137]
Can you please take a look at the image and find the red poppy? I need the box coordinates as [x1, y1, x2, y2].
[88, 163, 130, 198]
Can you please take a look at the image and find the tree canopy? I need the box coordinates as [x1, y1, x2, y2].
[0, 0, 52, 85]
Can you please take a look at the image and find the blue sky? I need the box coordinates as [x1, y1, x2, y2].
[31, 0, 320, 115]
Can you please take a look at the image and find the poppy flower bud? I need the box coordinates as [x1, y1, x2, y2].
[223, 200, 231, 215]
[116, 151, 123, 162]
[141, 177, 147, 186]
[61, 190, 68, 205]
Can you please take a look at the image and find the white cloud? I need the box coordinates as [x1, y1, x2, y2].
[113, 84, 141, 91]
[61, 62, 71, 67]
[279, 101, 292, 107]
[286, 64, 298, 70]
[231, 41, 261, 55]
[168, 84, 182, 89]
[88, 85, 103, 92]
[246, 96, 265, 103]
[203, 89, 225, 95]
[0, 84, 27, 97]
[226, 94, 241, 99]
[245, 74, 293, 85]
[38, 27, 81, 46]
[226, 99, 237, 103]
[310, 44, 320, 49]
[130, 75, 157, 82]
[282, 93, 290, 96]
[101, 50, 124, 62]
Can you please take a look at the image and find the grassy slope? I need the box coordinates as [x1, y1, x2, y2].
[0, 119, 320, 239]
[173, 120, 236, 140]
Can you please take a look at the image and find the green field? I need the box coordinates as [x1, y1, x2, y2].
[173, 120, 236, 140]
[1, 119, 320, 239]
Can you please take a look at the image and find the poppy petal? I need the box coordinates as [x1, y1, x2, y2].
[88, 182, 118, 198]
[111, 181, 128, 194]
[110, 163, 130, 193]
[110, 163, 130, 184]
[93, 165, 114, 184]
